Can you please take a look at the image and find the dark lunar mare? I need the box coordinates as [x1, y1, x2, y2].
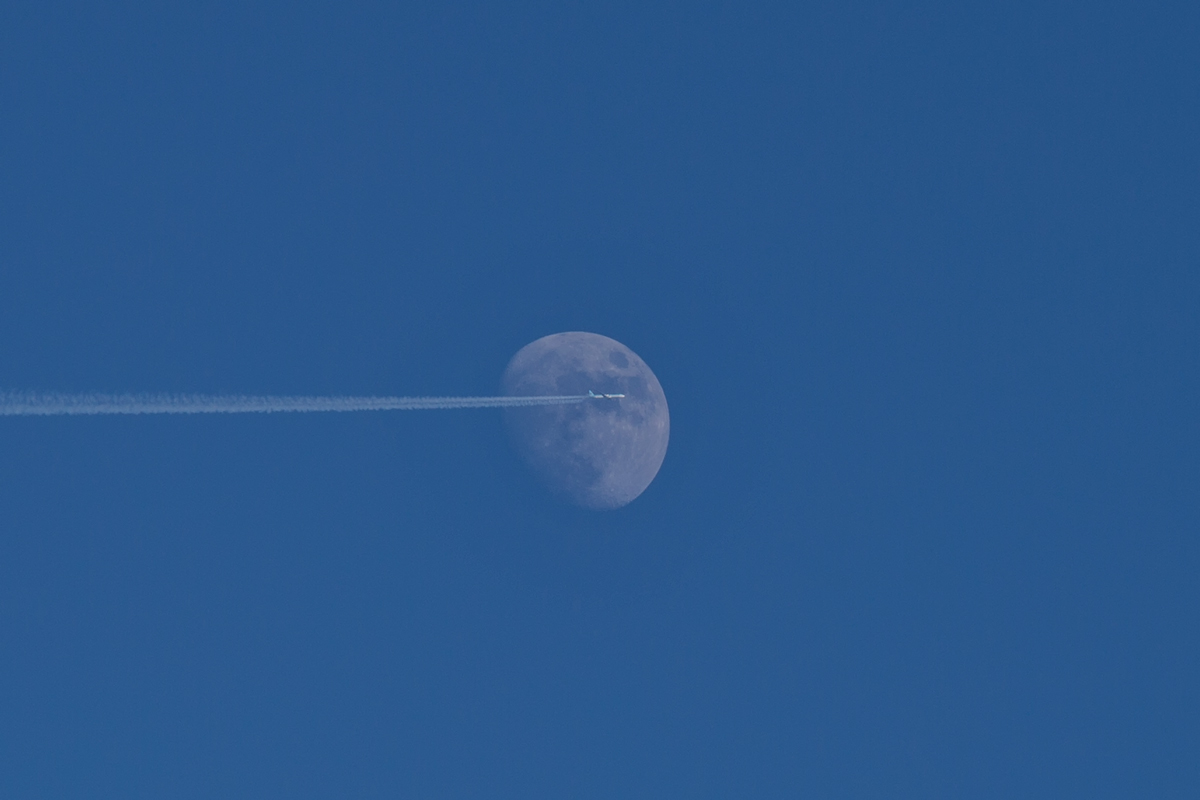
[502, 332, 670, 509]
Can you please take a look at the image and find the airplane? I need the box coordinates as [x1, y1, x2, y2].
[588, 390, 626, 399]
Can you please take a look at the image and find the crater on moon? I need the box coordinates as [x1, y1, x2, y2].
[502, 332, 670, 509]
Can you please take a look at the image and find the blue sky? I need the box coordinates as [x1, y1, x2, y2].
[1, 3, 1197, 797]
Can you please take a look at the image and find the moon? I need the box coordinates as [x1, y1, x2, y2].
[501, 332, 670, 509]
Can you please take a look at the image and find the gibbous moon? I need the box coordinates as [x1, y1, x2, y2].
[502, 332, 670, 509]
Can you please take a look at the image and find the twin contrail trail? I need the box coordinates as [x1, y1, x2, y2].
[0, 393, 593, 417]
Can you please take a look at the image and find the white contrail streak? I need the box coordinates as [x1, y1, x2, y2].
[0, 392, 592, 416]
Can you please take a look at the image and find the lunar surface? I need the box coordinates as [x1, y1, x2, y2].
[502, 332, 670, 509]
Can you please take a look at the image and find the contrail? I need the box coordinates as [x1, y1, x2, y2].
[0, 392, 593, 417]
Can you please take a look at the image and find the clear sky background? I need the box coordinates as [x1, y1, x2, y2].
[1, 3, 1196, 798]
